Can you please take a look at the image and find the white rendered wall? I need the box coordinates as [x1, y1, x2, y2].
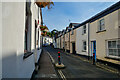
[2, 2, 35, 78]
[31, 2, 40, 50]
[53, 37, 57, 48]
[43, 37, 53, 45]
[76, 23, 89, 56]
[31, 2, 42, 64]
[0, 2, 2, 79]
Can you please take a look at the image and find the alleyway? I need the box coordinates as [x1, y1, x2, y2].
[34, 46, 119, 79]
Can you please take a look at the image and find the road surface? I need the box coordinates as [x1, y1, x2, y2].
[44, 46, 119, 79]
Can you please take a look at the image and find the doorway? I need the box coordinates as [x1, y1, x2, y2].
[91, 41, 96, 60]
[72, 42, 76, 54]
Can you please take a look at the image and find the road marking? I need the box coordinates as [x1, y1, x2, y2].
[46, 50, 67, 80]
[47, 51, 55, 63]
[58, 70, 67, 80]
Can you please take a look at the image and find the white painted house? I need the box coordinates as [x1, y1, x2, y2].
[43, 36, 53, 45]
[52, 36, 57, 48]
[0, 2, 2, 79]
[76, 23, 89, 56]
[1, 1, 42, 78]
[56, 32, 61, 49]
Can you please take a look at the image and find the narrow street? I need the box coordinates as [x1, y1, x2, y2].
[1, 1, 120, 79]
[44, 46, 119, 78]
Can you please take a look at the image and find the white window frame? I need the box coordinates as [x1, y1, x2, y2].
[98, 19, 105, 31]
[106, 39, 120, 59]
[82, 25, 86, 34]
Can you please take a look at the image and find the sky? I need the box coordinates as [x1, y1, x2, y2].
[42, 2, 117, 32]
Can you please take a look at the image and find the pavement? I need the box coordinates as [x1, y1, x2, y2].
[33, 49, 58, 80]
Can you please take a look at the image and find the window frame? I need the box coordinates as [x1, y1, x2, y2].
[106, 39, 120, 59]
[82, 25, 86, 35]
[82, 40, 87, 52]
[98, 18, 105, 31]
[24, 3, 29, 53]
[23, 2, 33, 59]
[24, 2, 32, 52]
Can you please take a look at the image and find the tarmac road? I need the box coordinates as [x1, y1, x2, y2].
[44, 46, 120, 79]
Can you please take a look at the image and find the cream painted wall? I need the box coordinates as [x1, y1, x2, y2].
[58, 38, 59, 48]
[65, 32, 70, 50]
[61, 35, 63, 49]
[67, 41, 70, 50]
[70, 29, 76, 53]
[70, 29, 76, 42]
[57, 38, 59, 48]
[118, 9, 120, 38]
[57, 37, 61, 48]
[90, 10, 119, 59]
[76, 23, 89, 56]
[56, 38, 58, 48]
[65, 32, 69, 42]
[63, 35, 65, 49]
[59, 37, 61, 48]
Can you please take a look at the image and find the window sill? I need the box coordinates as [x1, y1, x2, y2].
[96, 29, 106, 33]
[82, 50, 86, 52]
[82, 33, 86, 35]
[105, 56, 120, 61]
[23, 52, 33, 59]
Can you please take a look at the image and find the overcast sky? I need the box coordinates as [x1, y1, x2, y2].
[42, 2, 117, 32]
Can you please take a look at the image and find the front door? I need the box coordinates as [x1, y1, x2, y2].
[91, 41, 96, 60]
[72, 43, 76, 54]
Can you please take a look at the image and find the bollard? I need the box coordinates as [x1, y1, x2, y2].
[93, 53, 95, 65]
[55, 51, 65, 68]
[58, 51, 61, 65]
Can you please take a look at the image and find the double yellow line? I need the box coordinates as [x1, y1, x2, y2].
[47, 51, 67, 80]
[58, 70, 67, 80]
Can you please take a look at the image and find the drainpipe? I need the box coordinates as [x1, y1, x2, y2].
[88, 23, 90, 60]
[69, 31, 70, 53]
[63, 34, 65, 51]
[54, 34, 56, 48]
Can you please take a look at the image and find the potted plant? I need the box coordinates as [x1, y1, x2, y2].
[40, 25, 48, 31]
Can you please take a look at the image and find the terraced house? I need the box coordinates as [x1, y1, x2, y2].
[56, 1, 120, 65]
[69, 23, 80, 54]
[76, 22, 90, 57]
[89, 1, 120, 64]
[60, 30, 65, 50]
[60, 33, 64, 49]
[64, 27, 70, 53]
[56, 31, 61, 49]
